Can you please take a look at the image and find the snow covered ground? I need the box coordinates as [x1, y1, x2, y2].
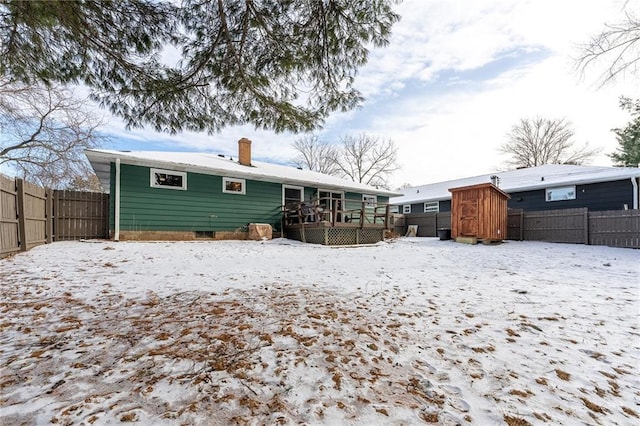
[1, 237, 638, 425]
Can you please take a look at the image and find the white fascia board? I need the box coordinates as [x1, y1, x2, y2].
[85, 150, 400, 197]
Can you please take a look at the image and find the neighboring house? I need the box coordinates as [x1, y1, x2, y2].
[85, 138, 400, 241]
[392, 164, 640, 214]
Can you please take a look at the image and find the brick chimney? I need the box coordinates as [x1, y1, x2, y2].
[238, 138, 252, 166]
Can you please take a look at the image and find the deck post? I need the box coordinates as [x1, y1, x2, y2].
[384, 204, 390, 229]
[332, 202, 337, 227]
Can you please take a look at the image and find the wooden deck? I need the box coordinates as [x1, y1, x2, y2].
[282, 199, 392, 245]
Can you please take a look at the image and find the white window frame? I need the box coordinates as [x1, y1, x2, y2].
[150, 168, 187, 190]
[222, 177, 246, 195]
[424, 201, 439, 213]
[363, 194, 377, 207]
[403, 205, 411, 214]
[282, 184, 304, 207]
[545, 186, 576, 202]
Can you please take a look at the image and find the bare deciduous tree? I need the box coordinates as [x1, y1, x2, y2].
[291, 134, 341, 175]
[291, 133, 400, 189]
[335, 133, 399, 189]
[575, 8, 640, 86]
[500, 117, 600, 168]
[0, 80, 105, 189]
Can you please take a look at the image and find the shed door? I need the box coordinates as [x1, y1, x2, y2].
[460, 200, 478, 236]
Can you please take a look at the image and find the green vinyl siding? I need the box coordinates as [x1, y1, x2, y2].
[111, 163, 283, 232]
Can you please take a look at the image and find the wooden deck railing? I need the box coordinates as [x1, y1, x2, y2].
[283, 197, 392, 229]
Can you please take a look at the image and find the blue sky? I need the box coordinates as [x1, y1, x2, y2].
[103, 0, 640, 189]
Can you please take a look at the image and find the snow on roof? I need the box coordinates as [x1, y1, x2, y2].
[391, 164, 640, 204]
[85, 149, 401, 197]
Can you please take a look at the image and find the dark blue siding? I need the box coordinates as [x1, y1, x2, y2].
[507, 179, 635, 211]
[439, 200, 452, 212]
[406, 200, 451, 214]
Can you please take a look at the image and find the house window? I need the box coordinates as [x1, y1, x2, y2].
[150, 168, 187, 190]
[363, 194, 377, 207]
[546, 186, 576, 202]
[424, 201, 439, 213]
[403, 205, 411, 214]
[223, 177, 246, 194]
[283, 185, 304, 207]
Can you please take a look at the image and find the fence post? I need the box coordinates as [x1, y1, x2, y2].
[519, 210, 524, 241]
[45, 189, 53, 243]
[584, 209, 589, 245]
[16, 178, 27, 252]
[53, 190, 60, 241]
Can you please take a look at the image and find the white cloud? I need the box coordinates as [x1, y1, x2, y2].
[96, 0, 639, 190]
[324, 0, 640, 188]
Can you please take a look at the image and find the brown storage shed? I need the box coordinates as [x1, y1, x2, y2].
[449, 183, 510, 241]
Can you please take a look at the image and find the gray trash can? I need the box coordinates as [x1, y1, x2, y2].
[437, 228, 451, 240]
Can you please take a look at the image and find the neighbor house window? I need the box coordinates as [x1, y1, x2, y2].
[546, 186, 576, 202]
[403, 205, 411, 214]
[223, 177, 246, 194]
[150, 168, 187, 190]
[424, 201, 439, 213]
[363, 194, 377, 207]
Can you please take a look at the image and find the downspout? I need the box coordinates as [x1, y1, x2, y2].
[632, 176, 639, 210]
[114, 158, 121, 241]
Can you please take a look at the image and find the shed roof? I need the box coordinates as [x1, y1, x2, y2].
[391, 164, 640, 205]
[85, 149, 401, 197]
[449, 182, 511, 199]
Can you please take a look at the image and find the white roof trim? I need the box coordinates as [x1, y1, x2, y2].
[391, 164, 640, 205]
[86, 149, 401, 197]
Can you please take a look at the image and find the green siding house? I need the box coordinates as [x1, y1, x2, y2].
[85, 139, 400, 241]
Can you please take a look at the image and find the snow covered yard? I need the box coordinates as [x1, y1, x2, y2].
[1, 238, 638, 425]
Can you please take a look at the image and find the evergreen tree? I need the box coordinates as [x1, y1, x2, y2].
[610, 97, 640, 167]
[1, 0, 400, 133]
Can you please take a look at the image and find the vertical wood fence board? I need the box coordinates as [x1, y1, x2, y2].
[46, 190, 53, 243]
[23, 179, 47, 249]
[16, 179, 27, 251]
[0, 174, 19, 256]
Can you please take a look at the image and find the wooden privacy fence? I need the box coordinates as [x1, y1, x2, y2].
[1, 175, 51, 256]
[0, 174, 109, 257]
[508, 208, 639, 249]
[398, 208, 638, 248]
[54, 190, 110, 241]
[403, 212, 452, 237]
